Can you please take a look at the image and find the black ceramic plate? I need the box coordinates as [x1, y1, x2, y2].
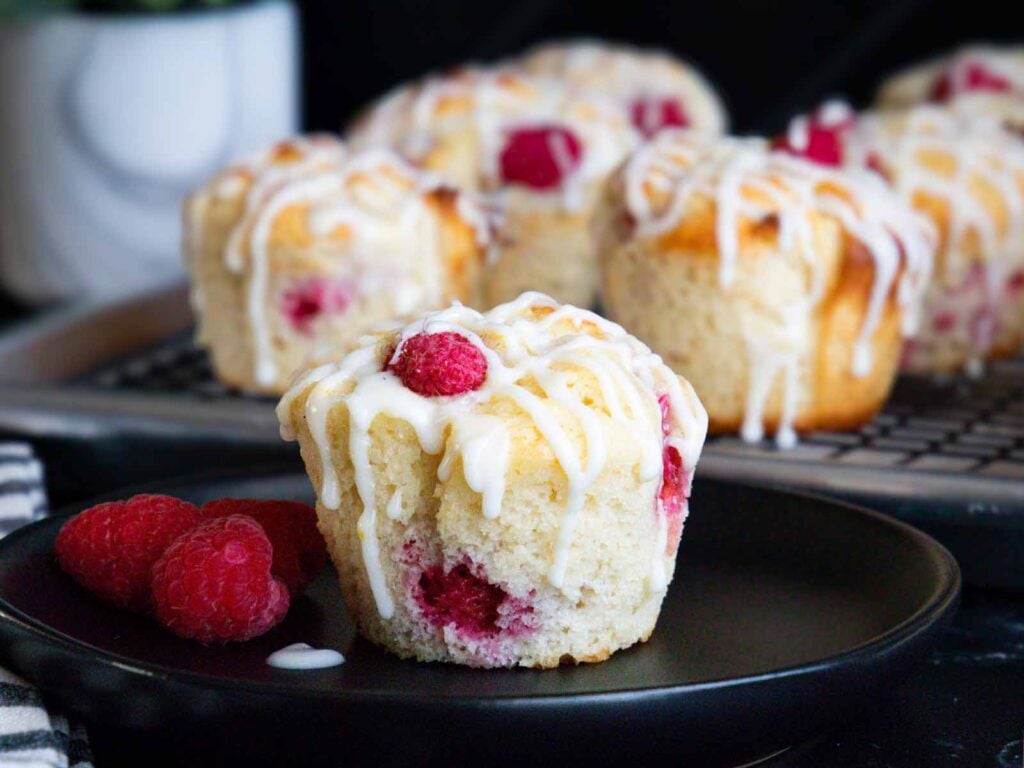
[0, 473, 958, 767]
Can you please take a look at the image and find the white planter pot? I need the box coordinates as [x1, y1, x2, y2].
[0, 1, 299, 304]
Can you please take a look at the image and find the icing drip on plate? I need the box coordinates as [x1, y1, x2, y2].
[277, 292, 708, 620]
[266, 643, 345, 670]
[621, 130, 935, 447]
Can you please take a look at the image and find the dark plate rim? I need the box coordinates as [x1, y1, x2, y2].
[0, 474, 961, 708]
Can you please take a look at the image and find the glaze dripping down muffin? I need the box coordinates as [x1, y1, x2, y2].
[599, 129, 935, 446]
[184, 136, 491, 394]
[277, 292, 707, 668]
[840, 105, 1024, 375]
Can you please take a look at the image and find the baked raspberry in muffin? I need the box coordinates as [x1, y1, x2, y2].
[824, 104, 1024, 374]
[347, 66, 639, 308]
[518, 39, 727, 139]
[876, 45, 1024, 109]
[598, 130, 934, 446]
[277, 292, 707, 668]
[184, 137, 491, 393]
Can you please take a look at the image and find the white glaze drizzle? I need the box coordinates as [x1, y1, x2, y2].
[845, 104, 1024, 371]
[349, 66, 638, 214]
[622, 130, 935, 446]
[205, 141, 489, 387]
[519, 39, 728, 136]
[278, 293, 708, 618]
[185, 137, 348, 349]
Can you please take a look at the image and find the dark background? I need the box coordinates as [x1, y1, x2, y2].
[296, 0, 1019, 135]
[0, 0, 1017, 323]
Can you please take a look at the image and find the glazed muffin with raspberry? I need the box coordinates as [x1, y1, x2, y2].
[184, 136, 491, 394]
[277, 292, 708, 668]
[347, 66, 638, 308]
[517, 39, 727, 139]
[598, 128, 935, 446]
[774, 102, 1024, 375]
[875, 45, 1024, 109]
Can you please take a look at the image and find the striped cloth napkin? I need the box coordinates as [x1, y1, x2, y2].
[0, 443, 93, 768]
[0, 444, 47, 537]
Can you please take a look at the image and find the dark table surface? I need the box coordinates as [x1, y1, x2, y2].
[1, 300, 1021, 768]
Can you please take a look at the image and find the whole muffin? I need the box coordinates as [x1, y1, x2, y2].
[347, 65, 640, 308]
[782, 103, 1024, 375]
[184, 137, 491, 394]
[277, 292, 708, 668]
[599, 130, 934, 446]
[518, 39, 727, 138]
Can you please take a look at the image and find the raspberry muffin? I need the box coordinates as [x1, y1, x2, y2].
[599, 129, 934, 447]
[277, 292, 708, 668]
[184, 137, 491, 394]
[780, 102, 1024, 374]
[347, 66, 638, 308]
[518, 39, 727, 138]
[876, 45, 1024, 108]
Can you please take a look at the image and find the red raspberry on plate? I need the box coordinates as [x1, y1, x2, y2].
[386, 331, 487, 397]
[499, 125, 583, 190]
[930, 60, 1012, 101]
[201, 499, 326, 596]
[54, 494, 202, 612]
[151, 515, 290, 644]
[630, 96, 690, 138]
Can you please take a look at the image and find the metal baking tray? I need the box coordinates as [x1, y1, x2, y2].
[1, 281, 1022, 587]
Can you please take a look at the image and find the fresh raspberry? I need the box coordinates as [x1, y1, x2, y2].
[281, 278, 355, 334]
[55, 495, 202, 612]
[499, 125, 583, 190]
[386, 331, 487, 397]
[201, 499, 326, 596]
[930, 61, 1012, 102]
[630, 96, 690, 138]
[417, 563, 509, 638]
[151, 515, 290, 643]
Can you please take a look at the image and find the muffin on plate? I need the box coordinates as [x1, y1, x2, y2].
[598, 129, 934, 446]
[184, 137, 491, 394]
[277, 292, 708, 668]
[786, 102, 1024, 374]
[518, 39, 727, 139]
[347, 65, 639, 308]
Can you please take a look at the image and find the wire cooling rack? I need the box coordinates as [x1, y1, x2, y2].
[87, 332, 1024, 484]
[0, 282, 1021, 587]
